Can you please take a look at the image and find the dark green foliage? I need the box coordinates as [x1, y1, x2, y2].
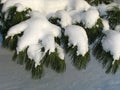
[0, 6, 31, 39]
[85, 19, 103, 44]
[93, 35, 120, 74]
[2, 33, 22, 50]
[12, 49, 44, 79]
[31, 65, 43, 79]
[2, 36, 17, 50]
[49, 17, 61, 27]
[90, 0, 113, 5]
[0, 6, 30, 50]
[106, 7, 120, 29]
[13, 50, 27, 65]
[69, 46, 90, 70]
[43, 50, 66, 73]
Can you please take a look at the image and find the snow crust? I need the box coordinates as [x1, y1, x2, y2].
[65, 25, 88, 56]
[102, 30, 120, 60]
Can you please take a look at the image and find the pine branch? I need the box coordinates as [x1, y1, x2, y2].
[93, 35, 120, 74]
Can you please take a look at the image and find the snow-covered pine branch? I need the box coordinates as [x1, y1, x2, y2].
[0, 0, 120, 78]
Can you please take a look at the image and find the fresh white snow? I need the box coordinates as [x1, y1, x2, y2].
[102, 19, 110, 31]
[65, 25, 88, 56]
[6, 11, 61, 54]
[102, 30, 120, 61]
[54, 10, 72, 28]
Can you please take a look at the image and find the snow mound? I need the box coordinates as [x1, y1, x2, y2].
[54, 10, 72, 27]
[6, 11, 61, 53]
[102, 30, 120, 60]
[83, 7, 100, 28]
[65, 25, 88, 56]
[70, 7, 99, 28]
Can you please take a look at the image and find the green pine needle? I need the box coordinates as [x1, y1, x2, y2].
[43, 50, 66, 73]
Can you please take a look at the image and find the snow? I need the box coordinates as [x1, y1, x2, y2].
[54, 10, 72, 28]
[6, 11, 62, 66]
[1, 47, 120, 90]
[1, 0, 7, 3]
[83, 7, 100, 28]
[66, 0, 91, 11]
[102, 30, 120, 61]
[1, 0, 120, 89]
[6, 22, 28, 38]
[97, 4, 108, 16]
[41, 35, 55, 53]
[2, 0, 90, 16]
[65, 25, 88, 56]
[115, 25, 120, 32]
[6, 11, 61, 53]
[55, 43, 65, 60]
[27, 44, 44, 67]
[70, 7, 99, 28]
[2, 0, 44, 13]
[102, 19, 110, 31]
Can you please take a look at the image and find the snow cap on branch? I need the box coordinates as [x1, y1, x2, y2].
[5, 11, 61, 53]
[65, 25, 89, 56]
[102, 30, 120, 61]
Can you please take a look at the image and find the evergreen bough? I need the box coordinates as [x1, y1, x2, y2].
[0, 0, 120, 79]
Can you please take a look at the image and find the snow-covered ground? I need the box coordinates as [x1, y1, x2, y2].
[0, 46, 120, 90]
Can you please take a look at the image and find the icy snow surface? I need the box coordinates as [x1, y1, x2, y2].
[102, 30, 120, 60]
[65, 25, 88, 56]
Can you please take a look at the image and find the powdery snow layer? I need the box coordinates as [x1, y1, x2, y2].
[65, 25, 88, 56]
[102, 30, 120, 60]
